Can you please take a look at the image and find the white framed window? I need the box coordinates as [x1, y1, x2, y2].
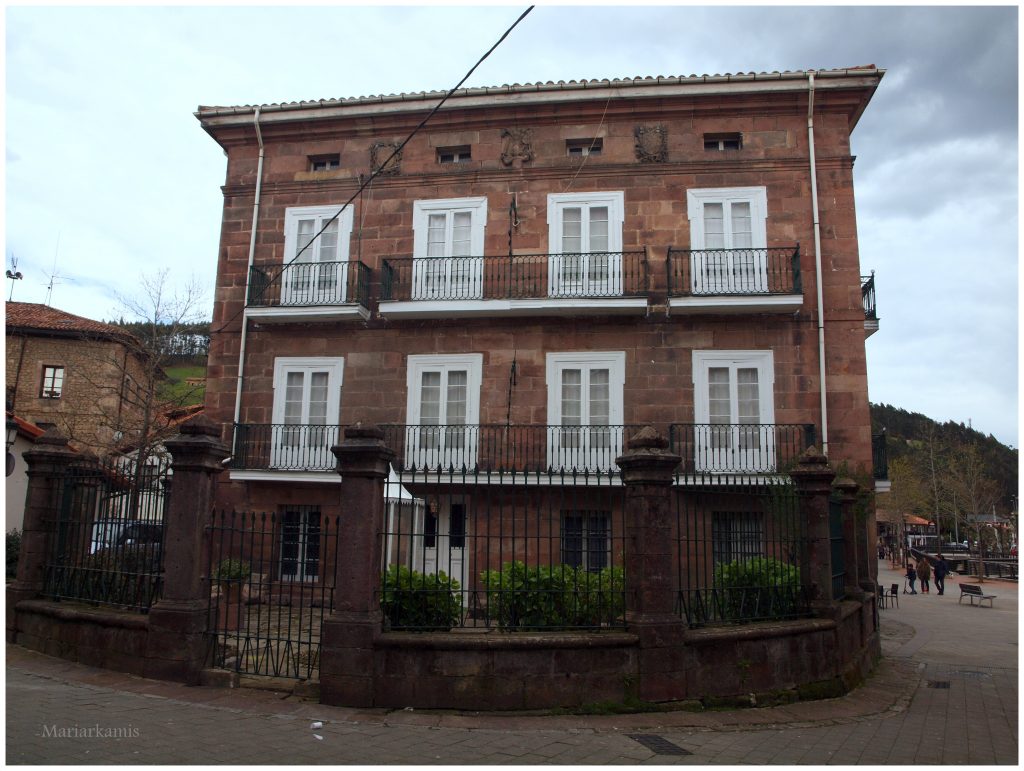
[712, 511, 764, 565]
[40, 365, 64, 398]
[547, 191, 624, 297]
[692, 350, 775, 473]
[271, 357, 344, 470]
[566, 139, 603, 157]
[280, 506, 322, 582]
[437, 146, 472, 164]
[406, 354, 483, 469]
[546, 351, 625, 471]
[308, 155, 340, 172]
[412, 197, 488, 300]
[282, 205, 354, 305]
[686, 187, 768, 294]
[561, 511, 610, 571]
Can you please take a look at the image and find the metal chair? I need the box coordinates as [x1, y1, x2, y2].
[889, 583, 900, 608]
[877, 585, 888, 609]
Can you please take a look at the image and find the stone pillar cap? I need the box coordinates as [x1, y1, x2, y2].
[33, 426, 72, 447]
[178, 414, 220, 438]
[625, 426, 670, 452]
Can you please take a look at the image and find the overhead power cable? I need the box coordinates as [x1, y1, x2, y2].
[213, 5, 535, 335]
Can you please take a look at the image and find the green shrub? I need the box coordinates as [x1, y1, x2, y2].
[480, 561, 625, 630]
[7, 529, 21, 579]
[214, 558, 251, 582]
[712, 556, 802, 621]
[381, 565, 462, 631]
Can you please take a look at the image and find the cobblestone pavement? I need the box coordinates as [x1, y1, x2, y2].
[6, 563, 1018, 764]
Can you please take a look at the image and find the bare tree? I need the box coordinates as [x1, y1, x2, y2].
[112, 270, 207, 468]
[946, 443, 1001, 582]
[65, 271, 206, 518]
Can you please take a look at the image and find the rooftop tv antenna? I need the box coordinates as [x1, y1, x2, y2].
[43, 234, 65, 306]
[6, 254, 23, 301]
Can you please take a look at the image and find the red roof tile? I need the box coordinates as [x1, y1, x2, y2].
[5, 302, 137, 343]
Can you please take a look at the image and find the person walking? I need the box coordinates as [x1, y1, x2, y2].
[934, 553, 949, 595]
[905, 562, 917, 594]
[916, 556, 932, 593]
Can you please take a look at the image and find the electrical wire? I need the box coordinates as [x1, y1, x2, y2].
[213, 5, 535, 335]
[560, 90, 614, 193]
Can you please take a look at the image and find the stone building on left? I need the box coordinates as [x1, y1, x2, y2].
[5, 302, 153, 456]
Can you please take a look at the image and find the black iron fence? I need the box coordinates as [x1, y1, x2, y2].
[206, 509, 341, 680]
[381, 467, 628, 631]
[42, 459, 169, 613]
[674, 479, 812, 626]
[247, 261, 371, 309]
[380, 250, 648, 302]
[667, 246, 801, 296]
[829, 496, 847, 600]
[231, 423, 343, 472]
[668, 423, 816, 476]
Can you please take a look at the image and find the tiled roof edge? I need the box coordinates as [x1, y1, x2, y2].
[196, 67, 883, 117]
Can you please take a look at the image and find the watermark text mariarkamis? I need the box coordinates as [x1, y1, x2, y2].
[40, 724, 140, 739]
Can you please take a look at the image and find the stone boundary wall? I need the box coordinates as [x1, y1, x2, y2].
[13, 600, 151, 679]
[9, 420, 881, 711]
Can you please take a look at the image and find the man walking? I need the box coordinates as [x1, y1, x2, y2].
[934, 553, 949, 595]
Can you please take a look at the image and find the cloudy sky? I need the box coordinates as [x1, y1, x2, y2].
[5, 3, 1019, 446]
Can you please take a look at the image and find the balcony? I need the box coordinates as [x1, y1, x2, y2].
[861, 272, 879, 337]
[245, 261, 371, 323]
[230, 422, 816, 483]
[377, 251, 649, 319]
[668, 423, 816, 478]
[230, 423, 342, 482]
[667, 246, 803, 314]
[872, 431, 890, 492]
[379, 424, 641, 476]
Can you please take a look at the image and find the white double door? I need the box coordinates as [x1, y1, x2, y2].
[282, 213, 347, 305]
[694, 352, 775, 473]
[412, 210, 483, 300]
[420, 502, 468, 592]
[690, 196, 768, 294]
[271, 359, 342, 470]
[549, 203, 621, 297]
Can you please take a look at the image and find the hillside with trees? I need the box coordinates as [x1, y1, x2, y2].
[871, 402, 1018, 552]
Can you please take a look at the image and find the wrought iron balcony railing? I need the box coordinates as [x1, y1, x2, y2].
[380, 251, 648, 303]
[861, 272, 877, 320]
[380, 424, 643, 474]
[667, 246, 801, 296]
[872, 431, 888, 481]
[668, 423, 816, 475]
[247, 261, 371, 309]
[232, 423, 343, 472]
[232, 422, 816, 478]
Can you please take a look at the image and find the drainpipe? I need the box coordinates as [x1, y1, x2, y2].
[807, 72, 829, 457]
[231, 107, 265, 453]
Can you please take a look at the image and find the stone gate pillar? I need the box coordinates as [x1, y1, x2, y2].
[145, 415, 229, 684]
[616, 426, 686, 702]
[7, 428, 78, 642]
[320, 425, 394, 707]
[790, 447, 837, 614]
[834, 477, 863, 598]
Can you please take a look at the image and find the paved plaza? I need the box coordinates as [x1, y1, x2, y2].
[6, 562, 1018, 764]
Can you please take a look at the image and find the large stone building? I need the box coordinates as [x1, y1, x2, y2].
[5, 302, 150, 455]
[199, 67, 883, 516]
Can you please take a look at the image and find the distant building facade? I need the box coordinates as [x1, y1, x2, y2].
[5, 302, 150, 455]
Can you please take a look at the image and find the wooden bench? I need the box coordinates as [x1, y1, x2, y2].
[959, 583, 996, 607]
